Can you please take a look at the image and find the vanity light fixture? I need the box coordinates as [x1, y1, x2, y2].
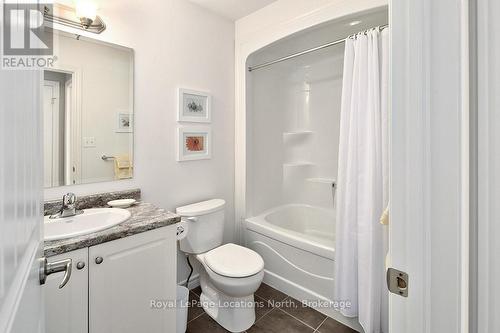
[75, 1, 97, 29]
[43, 2, 106, 34]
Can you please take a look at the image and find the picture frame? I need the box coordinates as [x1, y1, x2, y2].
[178, 88, 211, 123]
[116, 113, 133, 133]
[177, 126, 212, 161]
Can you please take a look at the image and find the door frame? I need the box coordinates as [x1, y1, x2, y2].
[43, 80, 61, 187]
[64, 79, 73, 185]
[389, 0, 469, 332]
[42, 66, 82, 186]
[475, 0, 500, 332]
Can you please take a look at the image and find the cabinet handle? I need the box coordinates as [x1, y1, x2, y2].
[95, 257, 103, 264]
[76, 261, 86, 270]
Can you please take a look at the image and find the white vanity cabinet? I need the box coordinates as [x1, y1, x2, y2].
[45, 248, 89, 333]
[89, 226, 177, 333]
[45, 226, 177, 333]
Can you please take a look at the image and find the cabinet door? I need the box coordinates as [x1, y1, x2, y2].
[89, 226, 177, 333]
[45, 248, 89, 333]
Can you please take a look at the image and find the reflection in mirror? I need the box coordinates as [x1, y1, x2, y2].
[43, 32, 133, 188]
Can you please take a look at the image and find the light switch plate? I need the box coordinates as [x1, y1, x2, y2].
[83, 137, 96, 148]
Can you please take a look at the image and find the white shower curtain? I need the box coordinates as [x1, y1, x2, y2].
[334, 28, 389, 333]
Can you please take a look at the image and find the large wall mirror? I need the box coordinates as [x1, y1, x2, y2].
[43, 31, 134, 188]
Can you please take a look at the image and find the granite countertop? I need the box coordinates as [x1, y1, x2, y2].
[44, 202, 181, 257]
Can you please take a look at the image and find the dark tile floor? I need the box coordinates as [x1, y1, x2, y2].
[186, 284, 357, 333]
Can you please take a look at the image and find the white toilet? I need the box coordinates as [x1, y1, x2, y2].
[177, 199, 264, 333]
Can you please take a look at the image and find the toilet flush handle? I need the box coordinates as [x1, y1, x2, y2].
[186, 217, 198, 222]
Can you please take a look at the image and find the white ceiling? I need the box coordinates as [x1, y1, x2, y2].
[188, 0, 277, 21]
[55, 0, 276, 21]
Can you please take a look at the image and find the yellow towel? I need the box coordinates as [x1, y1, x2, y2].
[114, 154, 133, 179]
[380, 204, 389, 225]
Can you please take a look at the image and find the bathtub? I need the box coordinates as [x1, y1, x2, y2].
[245, 204, 336, 303]
[245, 204, 362, 330]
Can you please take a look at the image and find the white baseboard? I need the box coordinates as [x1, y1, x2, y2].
[178, 273, 200, 290]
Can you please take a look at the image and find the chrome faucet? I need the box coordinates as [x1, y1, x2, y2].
[50, 193, 83, 219]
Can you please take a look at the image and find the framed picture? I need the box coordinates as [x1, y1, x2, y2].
[116, 113, 133, 133]
[177, 127, 212, 161]
[178, 88, 211, 123]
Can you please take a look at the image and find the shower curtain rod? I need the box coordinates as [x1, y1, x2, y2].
[248, 24, 389, 72]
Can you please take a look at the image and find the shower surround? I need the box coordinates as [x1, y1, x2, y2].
[238, 5, 388, 332]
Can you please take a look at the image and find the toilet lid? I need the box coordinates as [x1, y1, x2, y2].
[204, 243, 264, 278]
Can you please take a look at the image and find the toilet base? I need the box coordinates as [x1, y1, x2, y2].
[199, 274, 256, 332]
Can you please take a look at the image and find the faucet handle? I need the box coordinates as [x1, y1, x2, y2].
[63, 193, 77, 207]
[50, 193, 82, 219]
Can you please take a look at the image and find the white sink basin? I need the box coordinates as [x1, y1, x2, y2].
[44, 208, 131, 241]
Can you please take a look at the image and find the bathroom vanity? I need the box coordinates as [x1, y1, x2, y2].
[43, 190, 180, 333]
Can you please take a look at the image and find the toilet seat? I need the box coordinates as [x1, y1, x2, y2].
[203, 243, 264, 278]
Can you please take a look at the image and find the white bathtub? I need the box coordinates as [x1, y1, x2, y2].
[245, 204, 336, 302]
[245, 204, 363, 330]
[246, 204, 335, 258]
[245, 204, 361, 330]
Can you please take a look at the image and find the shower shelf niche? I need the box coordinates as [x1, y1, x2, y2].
[282, 130, 313, 136]
[283, 131, 313, 146]
[306, 177, 336, 184]
[283, 162, 315, 168]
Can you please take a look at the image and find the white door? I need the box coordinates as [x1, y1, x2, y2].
[0, 68, 44, 331]
[43, 81, 60, 188]
[88, 227, 177, 333]
[389, 0, 469, 332]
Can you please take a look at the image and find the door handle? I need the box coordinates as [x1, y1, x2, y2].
[39, 257, 72, 289]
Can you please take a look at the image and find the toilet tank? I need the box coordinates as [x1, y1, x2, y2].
[176, 199, 226, 254]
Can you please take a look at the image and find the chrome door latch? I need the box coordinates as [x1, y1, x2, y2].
[387, 267, 409, 297]
[39, 257, 72, 289]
